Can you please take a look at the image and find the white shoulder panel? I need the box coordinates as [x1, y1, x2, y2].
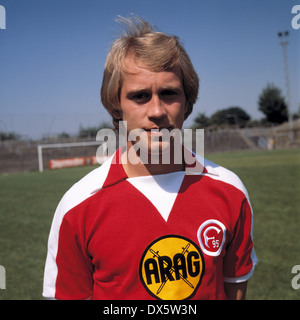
[43, 155, 113, 298]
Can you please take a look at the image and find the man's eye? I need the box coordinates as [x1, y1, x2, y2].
[161, 90, 178, 98]
[132, 92, 150, 102]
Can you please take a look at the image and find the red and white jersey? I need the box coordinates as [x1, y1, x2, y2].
[43, 148, 257, 300]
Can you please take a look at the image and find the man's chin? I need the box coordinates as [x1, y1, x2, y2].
[126, 129, 183, 165]
[142, 140, 180, 165]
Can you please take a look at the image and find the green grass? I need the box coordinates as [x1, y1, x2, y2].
[0, 166, 93, 300]
[207, 148, 300, 299]
[0, 148, 299, 299]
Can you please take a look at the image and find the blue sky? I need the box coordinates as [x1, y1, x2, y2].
[0, 0, 299, 139]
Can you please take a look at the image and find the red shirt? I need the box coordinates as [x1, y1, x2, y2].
[43, 149, 257, 300]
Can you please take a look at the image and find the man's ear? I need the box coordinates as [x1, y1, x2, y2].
[113, 109, 122, 120]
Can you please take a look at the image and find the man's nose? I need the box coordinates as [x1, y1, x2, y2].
[147, 96, 167, 119]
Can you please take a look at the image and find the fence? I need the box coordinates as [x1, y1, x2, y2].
[1, 122, 300, 173]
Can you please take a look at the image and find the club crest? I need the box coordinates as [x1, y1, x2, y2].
[197, 219, 226, 257]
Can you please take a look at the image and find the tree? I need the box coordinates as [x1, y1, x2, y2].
[78, 122, 114, 138]
[192, 113, 211, 128]
[192, 107, 251, 129]
[0, 131, 20, 141]
[210, 106, 251, 127]
[258, 84, 288, 124]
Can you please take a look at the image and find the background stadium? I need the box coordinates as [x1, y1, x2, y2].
[1, 0, 300, 299]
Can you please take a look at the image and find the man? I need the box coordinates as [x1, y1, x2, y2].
[43, 16, 257, 300]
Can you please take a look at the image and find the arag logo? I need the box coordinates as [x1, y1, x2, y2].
[139, 235, 204, 300]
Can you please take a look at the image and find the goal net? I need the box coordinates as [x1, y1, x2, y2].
[37, 140, 110, 172]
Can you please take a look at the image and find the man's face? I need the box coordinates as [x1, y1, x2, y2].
[119, 57, 187, 156]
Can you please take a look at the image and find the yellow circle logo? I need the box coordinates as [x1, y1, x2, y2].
[139, 235, 205, 300]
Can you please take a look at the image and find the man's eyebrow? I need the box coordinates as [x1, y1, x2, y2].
[127, 87, 149, 93]
[160, 85, 183, 91]
[125, 84, 183, 96]
[131, 85, 183, 91]
[125, 88, 150, 98]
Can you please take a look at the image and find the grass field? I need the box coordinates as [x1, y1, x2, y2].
[0, 148, 299, 300]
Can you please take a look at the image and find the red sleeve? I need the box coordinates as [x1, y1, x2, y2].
[54, 214, 93, 299]
[223, 198, 257, 283]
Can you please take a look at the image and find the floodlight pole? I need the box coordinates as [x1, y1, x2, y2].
[277, 31, 293, 141]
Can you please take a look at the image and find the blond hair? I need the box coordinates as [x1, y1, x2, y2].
[101, 16, 199, 128]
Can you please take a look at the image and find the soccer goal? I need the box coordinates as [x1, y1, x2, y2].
[37, 141, 106, 172]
